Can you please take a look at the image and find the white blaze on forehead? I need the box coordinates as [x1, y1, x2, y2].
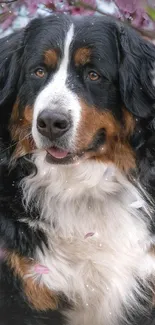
[32, 23, 81, 149]
[33, 23, 74, 116]
[51, 23, 74, 89]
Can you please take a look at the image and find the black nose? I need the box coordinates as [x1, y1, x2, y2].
[37, 109, 71, 141]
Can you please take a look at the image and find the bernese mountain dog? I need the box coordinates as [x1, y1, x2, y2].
[1, 13, 155, 325]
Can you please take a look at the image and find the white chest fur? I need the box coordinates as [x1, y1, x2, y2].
[22, 152, 155, 325]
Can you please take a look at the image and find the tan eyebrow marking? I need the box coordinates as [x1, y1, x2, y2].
[74, 47, 91, 66]
[44, 49, 59, 68]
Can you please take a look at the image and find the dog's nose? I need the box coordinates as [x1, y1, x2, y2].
[37, 109, 71, 140]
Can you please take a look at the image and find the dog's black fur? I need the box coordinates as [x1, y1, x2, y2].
[1, 14, 155, 325]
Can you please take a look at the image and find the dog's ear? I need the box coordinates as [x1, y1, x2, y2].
[0, 30, 24, 106]
[116, 22, 155, 118]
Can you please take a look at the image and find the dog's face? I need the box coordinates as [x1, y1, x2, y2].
[1, 14, 155, 171]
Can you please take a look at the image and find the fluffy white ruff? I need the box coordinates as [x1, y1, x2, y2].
[22, 151, 155, 325]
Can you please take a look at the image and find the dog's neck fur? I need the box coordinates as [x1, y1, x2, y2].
[22, 151, 155, 325]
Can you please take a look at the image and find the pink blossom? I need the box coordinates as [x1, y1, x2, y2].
[114, 0, 153, 28]
[114, 0, 139, 14]
[34, 264, 50, 274]
[133, 7, 151, 28]
[46, 0, 96, 15]
[0, 0, 155, 31]
[70, 0, 96, 15]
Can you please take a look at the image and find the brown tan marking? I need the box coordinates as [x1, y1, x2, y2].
[24, 105, 33, 123]
[74, 48, 91, 66]
[149, 245, 155, 257]
[7, 252, 58, 311]
[76, 101, 136, 172]
[9, 100, 35, 160]
[44, 49, 59, 68]
[122, 108, 135, 136]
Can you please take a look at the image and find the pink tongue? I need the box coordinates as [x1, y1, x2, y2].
[47, 147, 69, 159]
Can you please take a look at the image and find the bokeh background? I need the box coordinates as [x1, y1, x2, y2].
[0, 0, 155, 38]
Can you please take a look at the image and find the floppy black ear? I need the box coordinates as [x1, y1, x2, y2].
[117, 22, 155, 118]
[0, 30, 24, 106]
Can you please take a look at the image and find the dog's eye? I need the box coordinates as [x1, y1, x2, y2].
[34, 68, 45, 78]
[88, 71, 100, 81]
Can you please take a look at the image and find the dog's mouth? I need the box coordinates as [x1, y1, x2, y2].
[46, 146, 85, 165]
[45, 130, 106, 165]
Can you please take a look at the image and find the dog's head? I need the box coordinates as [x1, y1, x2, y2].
[1, 14, 155, 172]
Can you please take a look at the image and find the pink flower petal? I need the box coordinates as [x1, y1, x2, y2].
[34, 264, 50, 274]
[115, 0, 139, 13]
[84, 232, 95, 239]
